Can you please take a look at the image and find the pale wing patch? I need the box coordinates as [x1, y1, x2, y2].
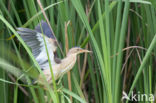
[17, 28, 57, 70]
[36, 34, 56, 69]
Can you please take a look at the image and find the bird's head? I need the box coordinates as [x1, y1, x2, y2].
[67, 47, 91, 56]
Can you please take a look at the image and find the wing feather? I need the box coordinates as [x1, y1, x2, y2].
[17, 27, 57, 70]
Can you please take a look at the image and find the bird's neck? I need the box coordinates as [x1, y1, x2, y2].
[60, 54, 77, 73]
[62, 54, 77, 64]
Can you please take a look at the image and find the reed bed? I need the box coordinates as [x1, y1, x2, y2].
[0, 0, 156, 103]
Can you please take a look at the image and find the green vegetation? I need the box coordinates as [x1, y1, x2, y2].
[0, 0, 156, 103]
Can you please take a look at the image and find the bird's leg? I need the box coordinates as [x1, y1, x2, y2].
[57, 75, 64, 85]
[57, 85, 63, 92]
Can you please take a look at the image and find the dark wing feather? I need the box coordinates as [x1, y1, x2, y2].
[35, 20, 55, 39]
[17, 27, 57, 69]
[17, 28, 41, 58]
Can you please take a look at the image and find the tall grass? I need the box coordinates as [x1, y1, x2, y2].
[0, 0, 156, 103]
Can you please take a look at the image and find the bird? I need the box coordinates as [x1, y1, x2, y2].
[17, 20, 91, 84]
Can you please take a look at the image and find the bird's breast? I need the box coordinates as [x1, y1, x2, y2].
[38, 54, 77, 83]
[59, 54, 77, 75]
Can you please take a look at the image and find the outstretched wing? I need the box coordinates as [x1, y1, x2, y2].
[35, 20, 55, 39]
[17, 22, 58, 70]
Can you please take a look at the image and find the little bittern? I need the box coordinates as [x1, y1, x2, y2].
[17, 21, 91, 84]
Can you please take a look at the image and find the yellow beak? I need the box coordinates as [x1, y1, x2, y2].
[80, 49, 92, 53]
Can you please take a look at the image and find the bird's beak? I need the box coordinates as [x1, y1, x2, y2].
[80, 49, 92, 53]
